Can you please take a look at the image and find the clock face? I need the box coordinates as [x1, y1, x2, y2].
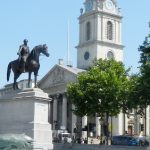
[85, 0, 93, 12]
[105, 0, 113, 10]
[107, 51, 114, 60]
[84, 51, 90, 60]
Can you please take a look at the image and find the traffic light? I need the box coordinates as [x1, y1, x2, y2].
[141, 124, 144, 131]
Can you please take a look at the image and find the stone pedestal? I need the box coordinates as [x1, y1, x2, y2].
[0, 88, 53, 150]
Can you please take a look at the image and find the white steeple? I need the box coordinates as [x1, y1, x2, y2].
[76, 0, 124, 69]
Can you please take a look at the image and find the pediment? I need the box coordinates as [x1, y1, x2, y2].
[38, 65, 84, 90]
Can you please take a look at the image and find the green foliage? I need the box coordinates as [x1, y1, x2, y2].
[67, 59, 131, 117]
[126, 74, 140, 110]
[137, 26, 150, 107]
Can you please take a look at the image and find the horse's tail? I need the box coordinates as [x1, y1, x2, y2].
[7, 62, 11, 82]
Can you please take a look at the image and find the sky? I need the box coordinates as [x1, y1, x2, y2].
[0, 0, 150, 88]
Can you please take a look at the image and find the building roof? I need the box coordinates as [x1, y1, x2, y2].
[38, 64, 85, 85]
[60, 65, 85, 74]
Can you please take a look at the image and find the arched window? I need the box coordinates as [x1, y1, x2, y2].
[86, 22, 91, 41]
[107, 21, 113, 40]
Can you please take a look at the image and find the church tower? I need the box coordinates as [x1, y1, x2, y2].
[76, 0, 124, 69]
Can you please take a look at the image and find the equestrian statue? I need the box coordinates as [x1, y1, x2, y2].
[7, 39, 49, 90]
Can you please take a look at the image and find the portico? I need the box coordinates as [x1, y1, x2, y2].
[38, 62, 84, 138]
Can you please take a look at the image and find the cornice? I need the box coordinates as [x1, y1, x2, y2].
[79, 9, 122, 22]
[76, 40, 124, 49]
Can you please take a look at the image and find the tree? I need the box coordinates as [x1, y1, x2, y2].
[138, 28, 150, 107]
[136, 25, 150, 135]
[67, 59, 131, 138]
[126, 74, 140, 110]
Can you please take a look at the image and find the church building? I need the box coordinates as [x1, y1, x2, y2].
[1, 0, 149, 141]
[38, 0, 129, 139]
[32, 0, 150, 138]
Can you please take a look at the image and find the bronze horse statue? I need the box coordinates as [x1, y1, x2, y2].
[7, 44, 49, 90]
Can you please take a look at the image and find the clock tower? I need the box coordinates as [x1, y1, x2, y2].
[76, 0, 124, 69]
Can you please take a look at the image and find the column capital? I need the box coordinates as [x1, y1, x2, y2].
[62, 92, 67, 97]
[50, 93, 62, 100]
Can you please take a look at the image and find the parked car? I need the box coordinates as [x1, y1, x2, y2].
[58, 132, 72, 143]
[112, 135, 137, 146]
[112, 135, 149, 146]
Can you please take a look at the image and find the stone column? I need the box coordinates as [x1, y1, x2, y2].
[72, 105, 77, 135]
[96, 117, 101, 137]
[82, 116, 87, 138]
[118, 112, 124, 135]
[137, 115, 140, 134]
[62, 94, 67, 130]
[134, 114, 138, 135]
[53, 96, 57, 130]
[140, 117, 144, 136]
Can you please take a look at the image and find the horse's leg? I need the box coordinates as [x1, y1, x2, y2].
[13, 73, 17, 90]
[14, 73, 21, 90]
[16, 73, 21, 89]
[34, 71, 38, 88]
[28, 72, 32, 88]
[34, 75, 37, 88]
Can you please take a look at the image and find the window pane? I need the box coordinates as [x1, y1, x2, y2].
[107, 21, 113, 40]
[86, 22, 91, 41]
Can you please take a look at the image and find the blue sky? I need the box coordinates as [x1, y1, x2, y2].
[0, 0, 150, 87]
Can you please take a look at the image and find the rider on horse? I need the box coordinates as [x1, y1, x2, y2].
[8, 43, 49, 90]
[17, 39, 30, 72]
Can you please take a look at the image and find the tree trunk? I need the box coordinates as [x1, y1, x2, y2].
[106, 113, 109, 145]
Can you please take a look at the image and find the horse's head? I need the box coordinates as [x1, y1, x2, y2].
[41, 44, 49, 57]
